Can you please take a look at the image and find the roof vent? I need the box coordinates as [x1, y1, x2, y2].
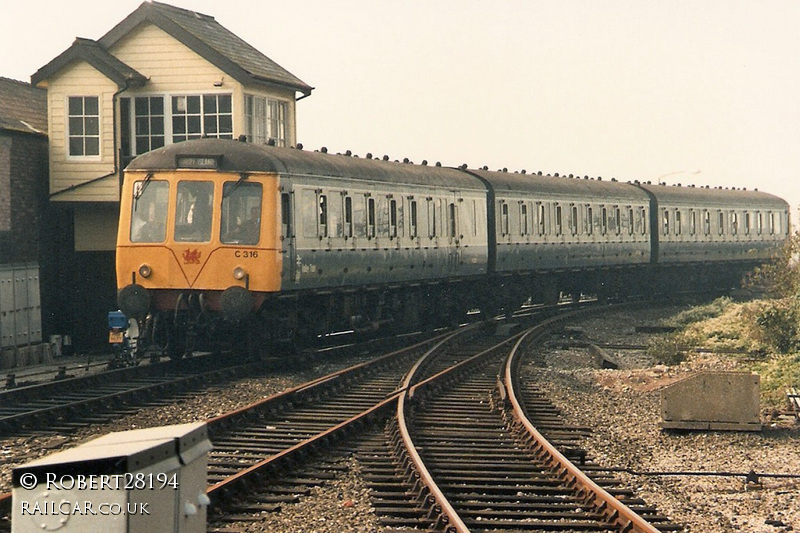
[296, 143, 303, 150]
[521, 170, 526, 174]
[321, 147, 328, 153]
[345, 150, 352, 156]
[383, 155, 389, 161]
[422, 160, 428, 166]
[482, 166, 488, 170]
[366, 153, 373, 159]
[436, 162, 442, 167]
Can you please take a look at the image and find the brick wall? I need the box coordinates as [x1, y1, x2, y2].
[0, 131, 49, 264]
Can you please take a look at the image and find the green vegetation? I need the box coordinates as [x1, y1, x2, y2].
[647, 233, 800, 408]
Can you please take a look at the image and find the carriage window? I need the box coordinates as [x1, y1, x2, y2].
[600, 207, 607, 235]
[344, 196, 353, 238]
[500, 202, 509, 236]
[327, 194, 342, 238]
[689, 210, 696, 235]
[675, 210, 682, 235]
[555, 205, 563, 236]
[615, 208, 621, 235]
[221, 181, 263, 245]
[409, 199, 418, 238]
[520, 203, 529, 235]
[586, 207, 593, 235]
[662, 209, 670, 236]
[628, 208, 634, 235]
[130, 179, 169, 243]
[704, 210, 711, 235]
[353, 196, 366, 238]
[640, 207, 647, 235]
[367, 197, 376, 238]
[174, 181, 213, 242]
[281, 193, 292, 238]
[472, 200, 478, 236]
[448, 203, 457, 239]
[730, 212, 738, 235]
[318, 195, 329, 237]
[744, 212, 750, 235]
[427, 198, 437, 238]
[389, 199, 398, 238]
[756, 212, 763, 235]
[571, 206, 579, 236]
[718, 211, 725, 235]
[537, 203, 546, 235]
[302, 190, 317, 238]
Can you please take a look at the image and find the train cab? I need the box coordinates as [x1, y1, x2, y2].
[116, 141, 284, 325]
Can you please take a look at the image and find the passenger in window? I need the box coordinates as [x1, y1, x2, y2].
[229, 206, 260, 244]
[132, 198, 165, 242]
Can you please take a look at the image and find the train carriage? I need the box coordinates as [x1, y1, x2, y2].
[116, 138, 790, 357]
[468, 169, 652, 304]
[117, 139, 489, 352]
[638, 183, 789, 264]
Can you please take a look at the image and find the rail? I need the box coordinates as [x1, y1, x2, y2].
[502, 312, 663, 533]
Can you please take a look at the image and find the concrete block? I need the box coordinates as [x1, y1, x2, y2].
[660, 371, 760, 431]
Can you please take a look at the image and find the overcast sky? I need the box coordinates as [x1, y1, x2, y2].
[3, 1, 799, 214]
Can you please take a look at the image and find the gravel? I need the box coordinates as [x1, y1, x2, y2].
[526, 306, 800, 532]
[3, 305, 798, 532]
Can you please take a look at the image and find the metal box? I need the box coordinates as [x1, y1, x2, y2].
[660, 371, 761, 431]
[11, 422, 212, 533]
[0, 264, 42, 348]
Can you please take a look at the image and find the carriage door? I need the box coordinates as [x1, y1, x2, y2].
[281, 192, 298, 283]
[447, 196, 461, 272]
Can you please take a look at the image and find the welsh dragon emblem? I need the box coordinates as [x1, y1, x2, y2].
[183, 248, 202, 264]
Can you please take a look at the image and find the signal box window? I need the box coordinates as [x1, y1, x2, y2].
[245, 95, 288, 146]
[221, 182, 263, 245]
[130, 179, 169, 243]
[172, 94, 232, 142]
[134, 96, 165, 154]
[68, 96, 100, 156]
[174, 181, 214, 242]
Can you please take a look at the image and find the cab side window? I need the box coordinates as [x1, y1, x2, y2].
[174, 181, 214, 242]
[130, 179, 169, 243]
[220, 181, 262, 245]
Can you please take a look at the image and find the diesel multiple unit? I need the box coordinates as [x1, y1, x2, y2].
[116, 139, 788, 356]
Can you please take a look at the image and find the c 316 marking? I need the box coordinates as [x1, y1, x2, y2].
[234, 250, 259, 258]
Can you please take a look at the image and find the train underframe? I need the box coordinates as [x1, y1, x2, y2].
[133, 260, 757, 359]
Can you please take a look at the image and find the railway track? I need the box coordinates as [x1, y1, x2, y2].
[0, 331, 422, 438]
[0, 302, 680, 532]
[201, 304, 678, 532]
[0, 355, 265, 437]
